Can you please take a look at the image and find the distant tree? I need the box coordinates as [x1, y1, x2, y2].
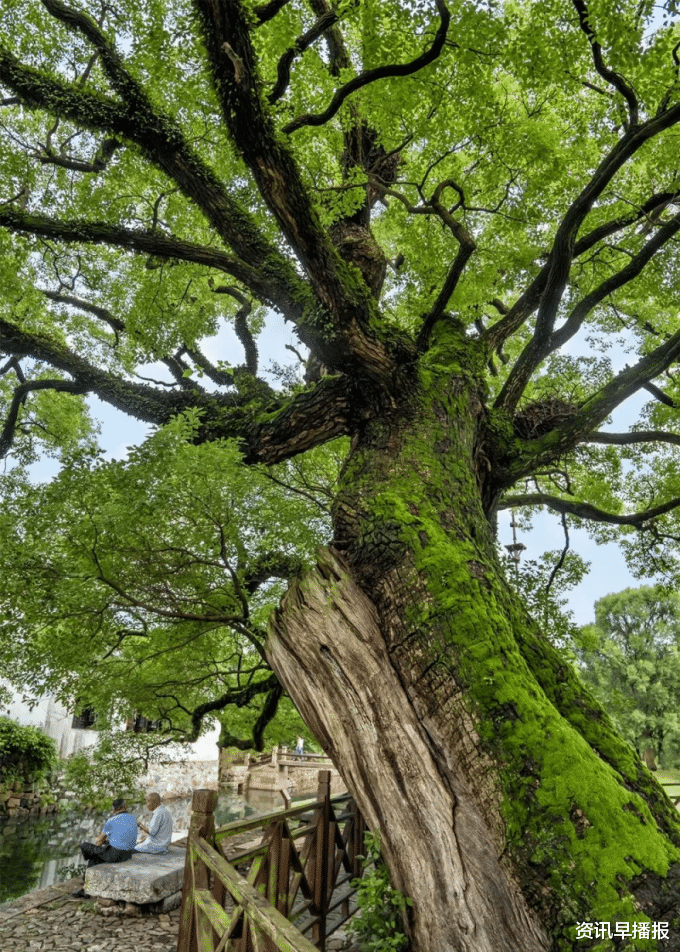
[576, 586, 680, 768]
[0, 715, 58, 781]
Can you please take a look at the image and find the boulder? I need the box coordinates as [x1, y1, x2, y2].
[84, 845, 186, 913]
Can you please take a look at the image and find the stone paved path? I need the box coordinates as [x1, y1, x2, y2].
[0, 879, 359, 952]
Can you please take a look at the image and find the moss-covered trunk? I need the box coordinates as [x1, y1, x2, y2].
[268, 328, 680, 951]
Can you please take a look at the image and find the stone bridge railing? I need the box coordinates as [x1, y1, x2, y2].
[220, 747, 343, 796]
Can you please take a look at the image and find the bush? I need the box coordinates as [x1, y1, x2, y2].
[0, 716, 58, 781]
[348, 830, 412, 952]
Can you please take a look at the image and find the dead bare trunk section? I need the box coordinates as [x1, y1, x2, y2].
[268, 547, 549, 952]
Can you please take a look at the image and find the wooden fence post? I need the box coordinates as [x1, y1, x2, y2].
[177, 788, 219, 952]
[311, 770, 331, 951]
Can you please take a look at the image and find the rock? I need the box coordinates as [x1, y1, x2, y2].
[85, 846, 186, 906]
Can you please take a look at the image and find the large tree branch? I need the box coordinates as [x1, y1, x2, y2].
[184, 672, 281, 746]
[242, 552, 304, 596]
[268, 10, 339, 103]
[211, 285, 258, 376]
[0, 377, 88, 458]
[37, 135, 122, 174]
[547, 209, 680, 353]
[308, 0, 351, 75]
[191, 0, 409, 388]
[416, 180, 476, 350]
[0, 314, 257, 431]
[494, 104, 680, 412]
[250, 681, 284, 751]
[0, 355, 26, 382]
[500, 493, 680, 528]
[0, 207, 303, 321]
[0, 27, 304, 310]
[7, 2, 414, 385]
[282, 0, 451, 134]
[254, 0, 290, 25]
[237, 374, 354, 464]
[586, 430, 680, 447]
[642, 380, 677, 408]
[44, 287, 254, 385]
[0, 314, 355, 464]
[484, 191, 679, 358]
[42, 290, 125, 334]
[572, 0, 639, 127]
[506, 329, 680, 481]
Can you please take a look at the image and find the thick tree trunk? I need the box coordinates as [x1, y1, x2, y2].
[268, 325, 680, 950]
[269, 546, 549, 952]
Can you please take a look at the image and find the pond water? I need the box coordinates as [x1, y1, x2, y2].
[0, 789, 288, 907]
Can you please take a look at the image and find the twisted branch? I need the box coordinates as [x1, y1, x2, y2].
[501, 492, 680, 528]
[283, 0, 450, 134]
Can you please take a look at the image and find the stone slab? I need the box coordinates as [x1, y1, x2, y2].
[96, 889, 183, 916]
[84, 844, 186, 904]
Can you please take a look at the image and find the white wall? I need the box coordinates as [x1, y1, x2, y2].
[0, 680, 219, 762]
[1, 684, 48, 729]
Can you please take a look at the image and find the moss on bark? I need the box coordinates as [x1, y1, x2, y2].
[330, 318, 680, 948]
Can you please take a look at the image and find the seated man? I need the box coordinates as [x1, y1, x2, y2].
[75, 797, 137, 895]
[134, 792, 173, 854]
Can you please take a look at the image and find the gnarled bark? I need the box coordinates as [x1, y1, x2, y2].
[268, 547, 549, 952]
[268, 326, 680, 949]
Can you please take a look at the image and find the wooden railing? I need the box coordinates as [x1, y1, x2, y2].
[659, 780, 680, 807]
[177, 771, 368, 952]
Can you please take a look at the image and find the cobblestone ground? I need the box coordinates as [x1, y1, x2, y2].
[0, 880, 358, 952]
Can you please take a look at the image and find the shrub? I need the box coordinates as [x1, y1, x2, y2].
[348, 830, 412, 952]
[0, 716, 58, 781]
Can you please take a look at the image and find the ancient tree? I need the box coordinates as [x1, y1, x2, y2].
[2, 0, 680, 947]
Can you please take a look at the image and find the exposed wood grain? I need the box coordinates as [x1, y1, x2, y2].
[268, 548, 550, 952]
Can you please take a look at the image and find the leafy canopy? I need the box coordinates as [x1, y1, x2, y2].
[0, 410, 344, 750]
[2, 0, 680, 752]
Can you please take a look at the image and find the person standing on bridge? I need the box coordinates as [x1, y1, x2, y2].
[135, 792, 173, 854]
[294, 736, 305, 761]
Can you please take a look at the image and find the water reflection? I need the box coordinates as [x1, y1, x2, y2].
[0, 789, 289, 906]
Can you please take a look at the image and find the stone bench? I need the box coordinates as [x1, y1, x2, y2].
[84, 844, 186, 916]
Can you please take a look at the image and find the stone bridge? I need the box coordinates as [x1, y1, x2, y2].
[220, 746, 344, 796]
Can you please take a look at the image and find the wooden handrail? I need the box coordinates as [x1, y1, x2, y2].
[658, 780, 680, 807]
[191, 837, 320, 952]
[177, 772, 367, 952]
[213, 793, 351, 845]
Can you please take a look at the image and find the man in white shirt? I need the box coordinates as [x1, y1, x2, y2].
[134, 792, 173, 854]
